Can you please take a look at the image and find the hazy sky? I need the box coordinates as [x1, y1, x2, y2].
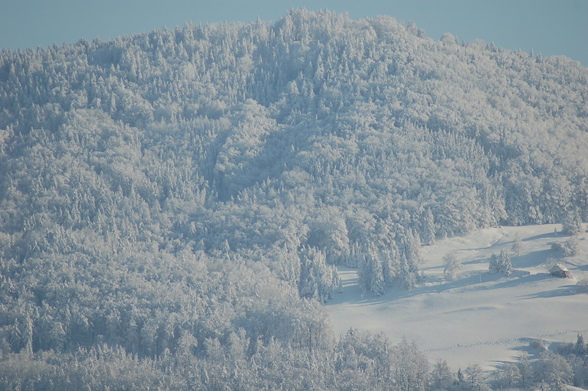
[1, 0, 586, 66]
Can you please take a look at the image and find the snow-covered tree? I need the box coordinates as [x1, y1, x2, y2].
[430, 359, 454, 390]
[298, 246, 340, 302]
[442, 253, 462, 280]
[358, 248, 386, 296]
[493, 362, 522, 389]
[516, 353, 534, 388]
[563, 235, 581, 257]
[397, 229, 422, 290]
[421, 207, 436, 246]
[562, 211, 584, 236]
[489, 249, 513, 276]
[534, 351, 573, 391]
[511, 232, 523, 256]
[464, 363, 491, 391]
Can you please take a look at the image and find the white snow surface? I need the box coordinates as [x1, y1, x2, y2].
[326, 224, 588, 372]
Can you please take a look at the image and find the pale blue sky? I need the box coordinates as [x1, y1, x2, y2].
[1, 0, 586, 66]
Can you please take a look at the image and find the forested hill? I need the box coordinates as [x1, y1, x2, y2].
[0, 9, 587, 389]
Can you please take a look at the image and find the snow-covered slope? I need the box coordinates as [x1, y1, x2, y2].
[326, 224, 588, 371]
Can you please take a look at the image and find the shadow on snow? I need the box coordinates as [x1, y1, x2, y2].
[330, 269, 558, 307]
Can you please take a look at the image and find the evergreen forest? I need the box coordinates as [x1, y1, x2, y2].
[0, 9, 587, 390]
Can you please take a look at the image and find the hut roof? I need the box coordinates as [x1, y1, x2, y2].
[550, 263, 569, 272]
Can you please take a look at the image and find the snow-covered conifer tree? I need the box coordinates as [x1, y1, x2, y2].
[368, 253, 385, 296]
[562, 211, 584, 236]
[396, 229, 421, 289]
[381, 245, 397, 287]
[489, 249, 513, 276]
[511, 232, 523, 256]
[421, 207, 436, 246]
[298, 246, 339, 302]
[358, 249, 385, 296]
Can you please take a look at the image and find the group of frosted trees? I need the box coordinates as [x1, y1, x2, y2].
[1, 8, 587, 388]
[488, 250, 513, 276]
[492, 335, 588, 390]
[357, 227, 422, 294]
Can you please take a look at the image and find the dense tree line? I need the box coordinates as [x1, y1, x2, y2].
[491, 335, 588, 390]
[1, 9, 587, 388]
[0, 329, 433, 390]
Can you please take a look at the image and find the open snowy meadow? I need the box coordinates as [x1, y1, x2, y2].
[327, 224, 588, 372]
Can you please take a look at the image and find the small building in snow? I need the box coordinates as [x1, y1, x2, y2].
[550, 263, 572, 278]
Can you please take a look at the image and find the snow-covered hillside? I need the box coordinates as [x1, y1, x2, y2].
[327, 224, 588, 371]
[2, 9, 588, 388]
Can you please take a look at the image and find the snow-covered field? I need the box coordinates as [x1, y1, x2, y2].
[326, 224, 588, 372]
